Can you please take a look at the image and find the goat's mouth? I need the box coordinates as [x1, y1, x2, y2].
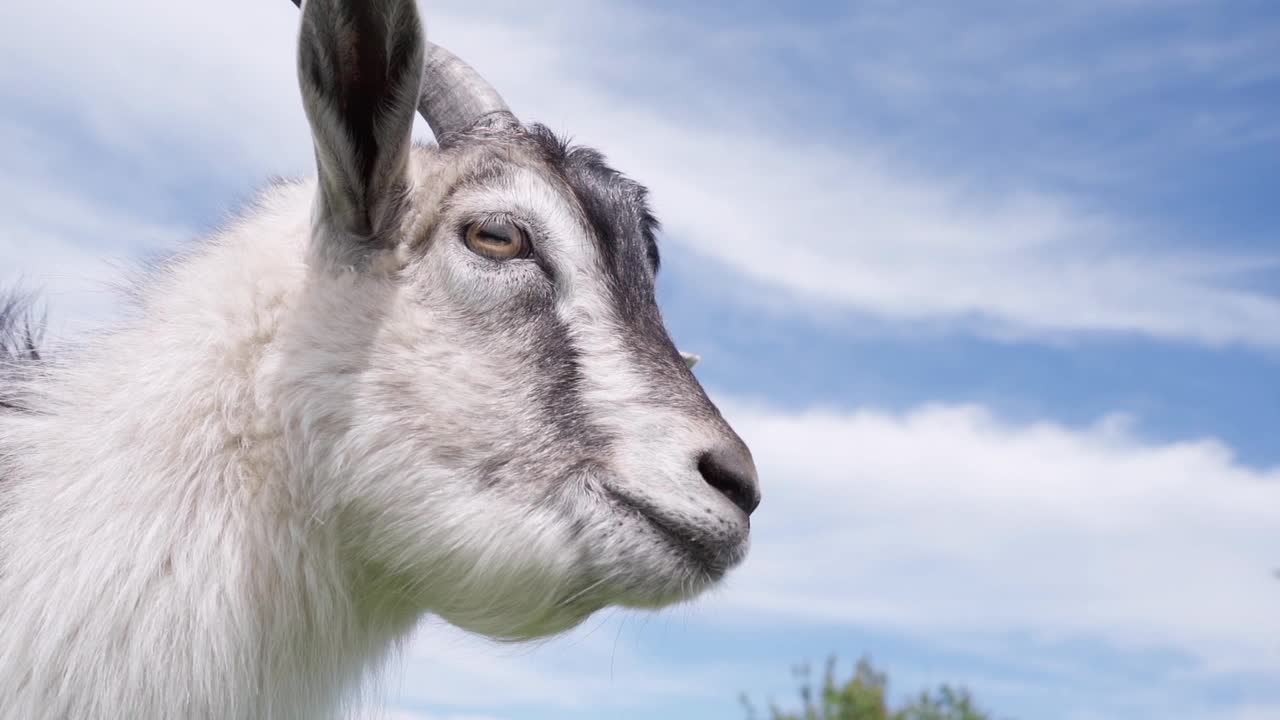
[603, 488, 749, 584]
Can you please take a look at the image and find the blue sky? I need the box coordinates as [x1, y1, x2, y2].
[2, 1, 1279, 719]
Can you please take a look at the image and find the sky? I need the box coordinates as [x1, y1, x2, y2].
[2, 1, 1279, 719]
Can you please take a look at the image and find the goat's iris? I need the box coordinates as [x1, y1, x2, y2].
[464, 220, 530, 261]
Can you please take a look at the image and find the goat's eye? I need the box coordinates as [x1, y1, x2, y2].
[464, 221, 529, 261]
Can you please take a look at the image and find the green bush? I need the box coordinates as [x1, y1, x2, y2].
[741, 656, 997, 720]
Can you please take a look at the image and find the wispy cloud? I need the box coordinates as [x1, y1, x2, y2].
[0, 127, 187, 333]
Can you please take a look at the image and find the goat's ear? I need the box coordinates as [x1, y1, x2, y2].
[297, 0, 424, 251]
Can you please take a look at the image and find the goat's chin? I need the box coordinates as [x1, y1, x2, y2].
[607, 540, 745, 610]
[571, 512, 751, 613]
[422, 527, 746, 642]
[589, 489, 751, 605]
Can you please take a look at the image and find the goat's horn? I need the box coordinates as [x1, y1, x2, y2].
[287, 0, 514, 141]
[418, 43, 515, 141]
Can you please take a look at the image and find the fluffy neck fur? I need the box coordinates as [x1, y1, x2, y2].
[0, 182, 411, 719]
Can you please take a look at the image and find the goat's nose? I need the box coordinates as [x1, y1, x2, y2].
[697, 442, 761, 516]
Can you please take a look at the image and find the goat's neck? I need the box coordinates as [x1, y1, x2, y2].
[0, 189, 410, 718]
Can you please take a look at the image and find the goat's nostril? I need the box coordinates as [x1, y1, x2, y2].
[697, 445, 761, 517]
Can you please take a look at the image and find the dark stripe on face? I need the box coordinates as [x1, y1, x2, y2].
[525, 127, 660, 310]
[524, 126, 715, 418]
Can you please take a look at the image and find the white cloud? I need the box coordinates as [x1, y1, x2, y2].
[711, 399, 1280, 674]
[2, 0, 1278, 347]
[0, 122, 188, 334]
[384, 613, 726, 711]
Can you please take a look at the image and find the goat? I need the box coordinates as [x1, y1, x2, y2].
[0, 0, 761, 718]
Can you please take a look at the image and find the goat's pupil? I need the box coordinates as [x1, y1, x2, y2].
[480, 229, 511, 244]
